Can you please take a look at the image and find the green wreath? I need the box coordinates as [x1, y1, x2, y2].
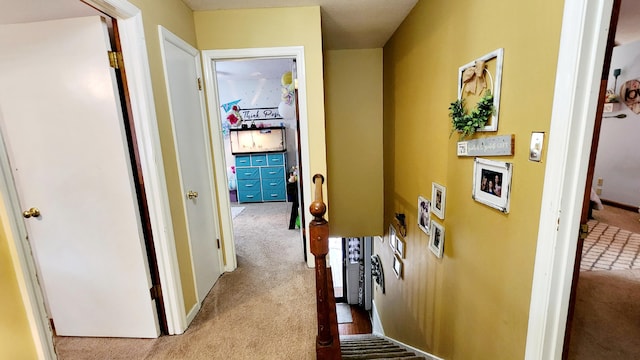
[449, 90, 494, 139]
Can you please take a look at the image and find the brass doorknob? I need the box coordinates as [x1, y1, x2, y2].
[187, 190, 199, 199]
[23, 207, 40, 218]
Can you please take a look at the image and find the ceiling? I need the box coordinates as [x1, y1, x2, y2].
[182, 0, 418, 50]
[1, 0, 640, 69]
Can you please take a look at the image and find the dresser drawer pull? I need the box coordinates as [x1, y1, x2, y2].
[268, 171, 277, 175]
[243, 172, 253, 176]
[270, 194, 278, 197]
[244, 184, 254, 187]
[269, 182, 277, 186]
[246, 195, 254, 198]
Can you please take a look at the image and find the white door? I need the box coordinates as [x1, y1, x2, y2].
[160, 28, 222, 302]
[0, 16, 160, 338]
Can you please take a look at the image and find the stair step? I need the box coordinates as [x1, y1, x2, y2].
[340, 334, 426, 360]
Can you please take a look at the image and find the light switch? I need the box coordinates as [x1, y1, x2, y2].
[529, 132, 544, 162]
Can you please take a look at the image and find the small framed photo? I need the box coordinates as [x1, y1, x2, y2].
[431, 183, 446, 220]
[388, 224, 397, 251]
[395, 236, 405, 259]
[429, 221, 445, 258]
[418, 196, 431, 235]
[393, 254, 403, 279]
[472, 157, 513, 213]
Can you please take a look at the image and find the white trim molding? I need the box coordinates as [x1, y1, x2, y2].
[93, 1, 187, 336]
[525, 0, 614, 359]
[201, 46, 311, 271]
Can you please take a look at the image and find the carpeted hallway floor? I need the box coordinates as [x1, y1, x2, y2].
[54, 202, 316, 360]
[567, 205, 640, 359]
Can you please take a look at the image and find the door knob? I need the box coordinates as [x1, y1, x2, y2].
[187, 190, 199, 199]
[23, 207, 40, 218]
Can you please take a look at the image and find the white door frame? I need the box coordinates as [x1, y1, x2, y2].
[202, 47, 312, 271]
[158, 25, 224, 322]
[525, 0, 614, 358]
[1, 0, 189, 358]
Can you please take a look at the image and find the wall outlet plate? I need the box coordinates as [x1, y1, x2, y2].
[529, 132, 544, 162]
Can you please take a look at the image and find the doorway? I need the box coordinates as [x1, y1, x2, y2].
[202, 47, 312, 271]
[564, 1, 640, 357]
[213, 57, 305, 264]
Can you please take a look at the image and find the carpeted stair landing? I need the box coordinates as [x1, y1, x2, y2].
[340, 334, 426, 359]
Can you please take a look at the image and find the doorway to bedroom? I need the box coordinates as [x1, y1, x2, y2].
[213, 57, 305, 262]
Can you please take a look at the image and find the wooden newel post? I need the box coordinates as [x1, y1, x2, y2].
[309, 174, 332, 347]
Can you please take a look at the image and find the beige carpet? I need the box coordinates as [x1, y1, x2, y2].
[567, 269, 640, 360]
[568, 205, 640, 359]
[54, 202, 316, 360]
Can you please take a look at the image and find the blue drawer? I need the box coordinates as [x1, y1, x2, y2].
[238, 189, 262, 203]
[235, 155, 251, 167]
[261, 166, 285, 179]
[267, 153, 285, 166]
[238, 179, 261, 191]
[251, 154, 267, 166]
[236, 167, 259, 180]
[262, 178, 285, 192]
[262, 187, 286, 201]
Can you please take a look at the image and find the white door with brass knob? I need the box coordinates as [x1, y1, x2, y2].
[0, 17, 159, 337]
[160, 27, 222, 304]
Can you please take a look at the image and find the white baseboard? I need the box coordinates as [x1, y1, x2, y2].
[371, 300, 443, 360]
[371, 300, 385, 336]
[385, 336, 444, 360]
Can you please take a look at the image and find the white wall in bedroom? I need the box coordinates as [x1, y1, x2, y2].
[593, 39, 640, 208]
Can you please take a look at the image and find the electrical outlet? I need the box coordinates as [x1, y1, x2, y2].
[596, 188, 602, 195]
[597, 178, 603, 186]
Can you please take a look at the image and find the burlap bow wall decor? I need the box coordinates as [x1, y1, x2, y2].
[461, 60, 487, 95]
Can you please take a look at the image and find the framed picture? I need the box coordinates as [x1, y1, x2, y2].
[431, 183, 446, 220]
[457, 48, 504, 132]
[393, 254, 403, 279]
[429, 221, 445, 258]
[472, 157, 513, 213]
[418, 196, 431, 235]
[395, 236, 405, 259]
[388, 224, 397, 251]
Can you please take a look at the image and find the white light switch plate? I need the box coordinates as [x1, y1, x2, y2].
[529, 132, 544, 162]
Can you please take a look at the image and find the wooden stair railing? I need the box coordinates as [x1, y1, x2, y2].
[310, 174, 341, 360]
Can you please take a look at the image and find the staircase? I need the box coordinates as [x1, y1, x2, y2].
[340, 334, 427, 360]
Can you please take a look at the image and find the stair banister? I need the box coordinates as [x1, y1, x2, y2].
[309, 174, 341, 359]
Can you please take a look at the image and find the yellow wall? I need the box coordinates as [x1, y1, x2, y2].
[324, 49, 384, 237]
[0, 228, 38, 359]
[376, 0, 564, 358]
[193, 7, 328, 225]
[128, 0, 198, 312]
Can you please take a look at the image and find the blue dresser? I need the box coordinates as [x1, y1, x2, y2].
[236, 152, 287, 203]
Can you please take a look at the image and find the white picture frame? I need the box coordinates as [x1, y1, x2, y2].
[418, 195, 430, 235]
[431, 183, 446, 220]
[393, 254, 403, 279]
[472, 157, 513, 213]
[457, 48, 504, 132]
[429, 221, 445, 259]
[395, 236, 405, 259]
[388, 224, 397, 251]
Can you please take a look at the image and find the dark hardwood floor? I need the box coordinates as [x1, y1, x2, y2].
[338, 304, 372, 335]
